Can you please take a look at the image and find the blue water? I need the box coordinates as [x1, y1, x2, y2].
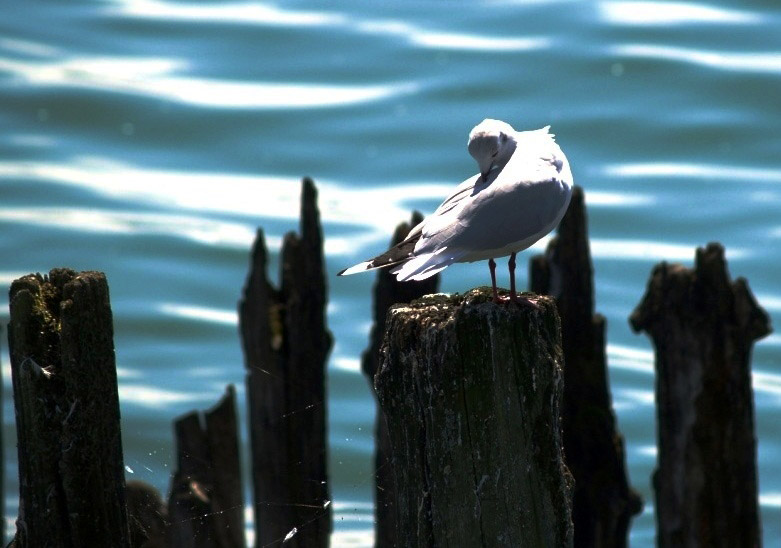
[2, 0, 780, 545]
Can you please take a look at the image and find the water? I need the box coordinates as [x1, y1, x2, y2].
[1, 0, 780, 545]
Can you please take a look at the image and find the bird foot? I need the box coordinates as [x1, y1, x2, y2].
[492, 293, 541, 310]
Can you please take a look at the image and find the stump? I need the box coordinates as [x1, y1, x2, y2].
[630, 242, 770, 548]
[126, 481, 168, 548]
[375, 288, 573, 548]
[168, 385, 245, 548]
[7, 269, 130, 547]
[239, 178, 333, 548]
[360, 211, 439, 548]
[530, 186, 642, 547]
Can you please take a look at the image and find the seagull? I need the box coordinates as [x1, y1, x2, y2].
[338, 119, 573, 305]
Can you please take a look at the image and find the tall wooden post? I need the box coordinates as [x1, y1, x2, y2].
[7, 269, 130, 547]
[375, 288, 574, 547]
[530, 186, 642, 547]
[630, 243, 770, 547]
[239, 178, 333, 548]
[360, 211, 439, 548]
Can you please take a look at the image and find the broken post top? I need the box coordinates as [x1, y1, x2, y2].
[630, 242, 771, 342]
[385, 287, 554, 323]
[9, 268, 114, 376]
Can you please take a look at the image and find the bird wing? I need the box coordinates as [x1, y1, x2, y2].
[414, 130, 571, 259]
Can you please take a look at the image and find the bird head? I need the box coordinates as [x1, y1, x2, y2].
[467, 119, 517, 182]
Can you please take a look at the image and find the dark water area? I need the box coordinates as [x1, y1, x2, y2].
[1, 0, 780, 544]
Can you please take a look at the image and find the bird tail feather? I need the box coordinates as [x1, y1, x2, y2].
[390, 247, 461, 282]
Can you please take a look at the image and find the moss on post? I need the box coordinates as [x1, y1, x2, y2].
[375, 288, 573, 548]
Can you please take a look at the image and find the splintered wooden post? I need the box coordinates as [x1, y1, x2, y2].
[239, 178, 333, 548]
[7, 269, 130, 547]
[530, 186, 641, 547]
[360, 211, 440, 548]
[168, 385, 245, 548]
[375, 288, 574, 548]
[630, 242, 770, 548]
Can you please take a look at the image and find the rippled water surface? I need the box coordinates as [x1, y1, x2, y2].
[2, 0, 780, 545]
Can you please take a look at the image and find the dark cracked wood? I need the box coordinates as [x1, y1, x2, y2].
[375, 288, 574, 548]
[239, 178, 333, 548]
[168, 385, 245, 548]
[530, 186, 642, 548]
[7, 268, 129, 548]
[630, 242, 770, 548]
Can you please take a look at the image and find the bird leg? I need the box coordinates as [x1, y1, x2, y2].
[489, 255, 539, 308]
[508, 252, 517, 299]
[489, 258, 500, 303]
[509, 252, 541, 309]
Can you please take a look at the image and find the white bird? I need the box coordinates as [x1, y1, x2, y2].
[338, 119, 573, 305]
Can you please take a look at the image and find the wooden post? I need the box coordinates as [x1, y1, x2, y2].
[630, 242, 770, 548]
[7, 269, 130, 547]
[126, 480, 168, 548]
[375, 288, 574, 547]
[360, 211, 440, 548]
[530, 186, 642, 547]
[239, 178, 333, 548]
[0, 323, 4, 546]
[168, 385, 245, 548]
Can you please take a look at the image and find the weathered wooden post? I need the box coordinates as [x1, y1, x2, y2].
[168, 385, 245, 548]
[239, 178, 333, 548]
[126, 480, 168, 548]
[360, 211, 440, 548]
[7, 269, 130, 547]
[530, 186, 642, 547]
[630, 242, 770, 547]
[0, 323, 4, 545]
[375, 288, 574, 547]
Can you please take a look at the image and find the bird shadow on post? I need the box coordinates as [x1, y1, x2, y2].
[7, 269, 130, 548]
[238, 178, 333, 548]
[630, 242, 770, 548]
[168, 385, 245, 548]
[375, 289, 574, 548]
[530, 186, 642, 547]
[360, 211, 439, 548]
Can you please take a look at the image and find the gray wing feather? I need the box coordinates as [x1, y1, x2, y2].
[414, 139, 571, 257]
